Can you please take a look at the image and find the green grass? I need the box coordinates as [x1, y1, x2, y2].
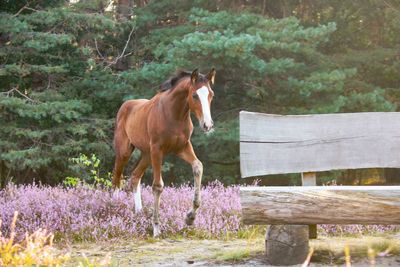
[135, 226, 266, 241]
[210, 249, 252, 262]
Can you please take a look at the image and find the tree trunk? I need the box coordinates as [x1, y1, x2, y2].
[117, 0, 132, 19]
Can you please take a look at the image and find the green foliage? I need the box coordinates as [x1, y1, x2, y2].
[0, 0, 65, 13]
[0, 1, 128, 184]
[127, 5, 367, 182]
[1, 0, 399, 185]
[65, 153, 112, 188]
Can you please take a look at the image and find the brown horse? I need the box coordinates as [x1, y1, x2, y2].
[112, 68, 216, 237]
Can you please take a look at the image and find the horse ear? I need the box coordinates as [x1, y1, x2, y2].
[191, 69, 199, 84]
[207, 68, 216, 84]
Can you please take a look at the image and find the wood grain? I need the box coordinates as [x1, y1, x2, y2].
[240, 111, 400, 177]
[240, 186, 400, 225]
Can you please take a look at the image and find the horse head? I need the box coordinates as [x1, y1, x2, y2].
[188, 68, 216, 133]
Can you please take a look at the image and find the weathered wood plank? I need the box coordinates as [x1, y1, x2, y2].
[240, 111, 400, 177]
[240, 186, 400, 225]
[302, 172, 316, 186]
[241, 136, 400, 177]
[240, 111, 400, 142]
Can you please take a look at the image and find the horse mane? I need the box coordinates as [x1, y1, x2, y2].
[160, 70, 196, 92]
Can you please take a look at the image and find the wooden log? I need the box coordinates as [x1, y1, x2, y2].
[240, 186, 400, 225]
[265, 171, 317, 265]
[266, 225, 309, 266]
[240, 111, 400, 177]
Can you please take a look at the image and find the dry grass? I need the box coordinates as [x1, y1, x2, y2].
[64, 232, 400, 266]
[0, 211, 112, 267]
[2, 213, 399, 267]
[63, 234, 400, 266]
[311, 235, 400, 264]
[0, 212, 68, 267]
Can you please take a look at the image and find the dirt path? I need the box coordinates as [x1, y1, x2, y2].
[66, 237, 264, 266]
[64, 236, 400, 266]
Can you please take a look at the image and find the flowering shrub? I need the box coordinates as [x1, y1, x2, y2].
[0, 182, 398, 241]
[0, 181, 241, 241]
[319, 224, 400, 236]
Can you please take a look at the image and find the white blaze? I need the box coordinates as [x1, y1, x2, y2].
[197, 86, 212, 128]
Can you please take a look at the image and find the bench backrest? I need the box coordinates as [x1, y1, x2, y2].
[240, 111, 400, 178]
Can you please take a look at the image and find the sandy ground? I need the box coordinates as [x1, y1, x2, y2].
[63, 234, 400, 266]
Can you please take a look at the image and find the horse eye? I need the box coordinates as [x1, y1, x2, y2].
[192, 93, 199, 100]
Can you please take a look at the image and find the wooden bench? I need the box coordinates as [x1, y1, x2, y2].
[239, 111, 400, 265]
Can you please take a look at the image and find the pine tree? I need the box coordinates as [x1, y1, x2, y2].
[123, 4, 364, 182]
[0, 1, 135, 184]
[1, 0, 399, 185]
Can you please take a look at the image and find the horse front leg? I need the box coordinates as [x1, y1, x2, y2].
[186, 159, 203, 225]
[128, 153, 150, 213]
[178, 142, 203, 225]
[150, 145, 164, 237]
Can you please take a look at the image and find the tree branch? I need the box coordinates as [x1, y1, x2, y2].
[94, 38, 105, 59]
[106, 25, 135, 67]
[382, 0, 400, 13]
[13, 2, 30, 17]
[1, 86, 40, 103]
[12, 2, 39, 17]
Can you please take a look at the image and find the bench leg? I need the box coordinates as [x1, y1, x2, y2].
[266, 225, 309, 265]
[309, 224, 318, 239]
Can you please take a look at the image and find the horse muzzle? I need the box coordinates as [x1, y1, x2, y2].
[201, 120, 214, 133]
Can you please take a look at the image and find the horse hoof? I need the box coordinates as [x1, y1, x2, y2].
[111, 189, 121, 198]
[153, 224, 161, 237]
[135, 206, 143, 213]
[185, 211, 196, 226]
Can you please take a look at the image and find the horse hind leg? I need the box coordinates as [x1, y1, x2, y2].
[112, 145, 134, 188]
[112, 128, 134, 189]
[128, 153, 150, 213]
[150, 144, 164, 237]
